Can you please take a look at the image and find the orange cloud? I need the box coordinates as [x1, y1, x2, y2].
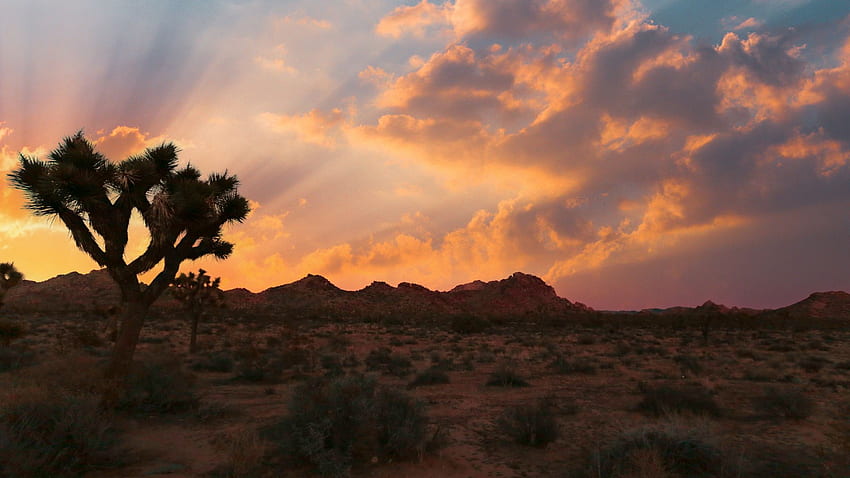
[274, 14, 331, 30]
[93, 126, 164, 160]
[375, 1, 451, 38]
[259, 109, 347, 147]
[451, 0, 629, 42]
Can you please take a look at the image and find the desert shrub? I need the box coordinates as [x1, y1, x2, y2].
[753, 387, 815, 419]
[613, 342, 632, 357]
[0, 388, 116, 477]
[637, 384, 720, 417]
[365, 347, 412, 377]
[735, 348, 762, 360]
[428, 351, 457, 371]
[805, 339, 828, 351]
[674, 355, 703, 375]
[0, 356, 117, 477]
[449, 315, 490, 334]
[821, 401, 850, 478]
[192, 351, 235, 373]
[497, 399, 559, 447]
[0, 320, 26, 346]
[263, 374, 428, 476]
[798, 356, 830, 373]
[118, 351, 199, 413]
[576, 333, 597, 345]
[320, 353, 344, 375]
[549, 355, 597, 375]
[581, 422, 723, 478]
[68, 326, 105, 348]
[743, 366, 782, 382]
[0, 345, 35, 373]
[408, 367, 450, 388]
[210, 427, 266, 478]
[634, 344, 667, 356]
[233, 345, 313, 382]
[327, 334, 352, 351]
[486, 363, 529, 387]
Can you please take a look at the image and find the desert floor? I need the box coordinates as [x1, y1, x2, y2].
[1, 313, 849, 477]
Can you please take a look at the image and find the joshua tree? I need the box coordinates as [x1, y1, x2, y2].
[7, 132, 250, 379]
[0, 262, 23, 309]
[171, 268, 224, 354]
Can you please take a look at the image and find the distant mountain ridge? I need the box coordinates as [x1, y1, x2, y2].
[4, 269, 850, 322]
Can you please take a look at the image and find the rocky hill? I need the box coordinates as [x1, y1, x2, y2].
[4, 269, 120, 313]
[3, 269, 589, 321]
[776, 291, 850, 319]
[5, 269, 850, 324]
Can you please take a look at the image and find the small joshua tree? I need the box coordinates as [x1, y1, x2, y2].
[0, 262, 23, 309]
[0, 263, 25, 346]
[171, 269, 224, 354]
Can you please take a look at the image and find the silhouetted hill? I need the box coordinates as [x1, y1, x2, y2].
[4, 269, 119, 313]
[5, 269, 849, 324]
[776, 291, 850, 319]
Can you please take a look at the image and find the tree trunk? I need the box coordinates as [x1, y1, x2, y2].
[189, 309, 200, 354]
[106, 299, 149, 380]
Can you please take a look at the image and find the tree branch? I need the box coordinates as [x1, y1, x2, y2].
[57, 209, 109, 266]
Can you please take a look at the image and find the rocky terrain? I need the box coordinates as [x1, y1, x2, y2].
[7, 269, 850, 326]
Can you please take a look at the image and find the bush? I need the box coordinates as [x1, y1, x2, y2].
[408, 368, 450, 388]
[753, 387, 815, 419]
[365, 347, 412, 377]
[0, 320, 26, 346]
[68, 326, 105, 348]
[0, 345, 35, 373]
[497, 399, 559, 447]
[319, 353, 344, 377]
[118, 351, 199, 413]
[0, 388, 116, 477]
[486, 364, 529, 387]
[450, 315, 490, 334]
[210, 427, 266, 478]
[192, 351, 235, 373]
[674, 354, 703, 375]
[263, 374, 429, 477]
[549, 356, 597, 375]
[582, 422, 723, 478]
[637, 384, 720, 417]
[0, 356, 117, 477]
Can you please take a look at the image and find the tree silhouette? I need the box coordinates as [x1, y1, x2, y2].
[170, 268, 224, 354]
[0, 262, 23, 310]
[7, 132, 250, 378]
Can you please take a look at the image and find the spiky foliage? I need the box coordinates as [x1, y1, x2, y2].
[170, 268, 224, 353]
[7, 132, 250, 378]
[0, 262, 23, 309]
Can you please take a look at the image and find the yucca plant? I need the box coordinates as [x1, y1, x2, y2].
[0, 262, 23, 309]
[7, 132, 250, 380]
[171, 268, 224, 354]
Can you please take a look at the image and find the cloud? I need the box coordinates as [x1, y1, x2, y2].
[375, 0, 451, 38]
[255, 44, 297, 73]
[450, 0, 630, 43]
[332, 1, 850, 301]
[274, 14, 332, 30]
[724, 16, 763, 32]
[258, 109, 347, 147]
[92, 126, 165, 160]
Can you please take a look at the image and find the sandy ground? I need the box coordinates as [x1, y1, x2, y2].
[3, 313, 849, 477]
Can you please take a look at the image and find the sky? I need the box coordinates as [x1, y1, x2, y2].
[1, 0, 850, 310]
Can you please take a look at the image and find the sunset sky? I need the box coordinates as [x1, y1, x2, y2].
[2, 0, 850, 310]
